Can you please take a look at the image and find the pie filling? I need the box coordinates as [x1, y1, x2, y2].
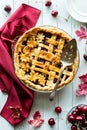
[13, 26, 78, 91]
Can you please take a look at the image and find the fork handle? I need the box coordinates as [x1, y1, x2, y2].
[49, 67, 64, 101]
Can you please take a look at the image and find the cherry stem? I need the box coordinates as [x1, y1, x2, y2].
[58, 15, 70, 22]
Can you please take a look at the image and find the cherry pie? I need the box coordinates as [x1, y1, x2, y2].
[13, 26, 79, 92]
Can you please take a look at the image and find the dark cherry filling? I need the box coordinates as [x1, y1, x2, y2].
[57, 64, 62, 68]
[38, 58, 46, 64]
[18, 55, 21, 62]
[36, 65, 43, 69]
[32, 55, 35, 59]
[65, 75, 69, 80]
[53, 45, 58, 54]
[54, 45, 57, 49]
[33, 79, 44, 87]
[29, 62, 32, 67]
[45, 74, 48, 80]
[41, 47, 48, 51]
[56, 35, 61, 41]
[53, 78, 57, 83]
[61, 74, 64, 79]
[22, 40, 27, 46]
[25, 69, 31, 75]
[45, 33, 52, 38]
[56, 72, 59, 75]
[43, 40, 49, 46]
[35, 79, 39, 85]
[18, 52, 21, 55]
[65, 40, 68, 46]
[68, 67, 72, 72]
[31, 72, 49, 87]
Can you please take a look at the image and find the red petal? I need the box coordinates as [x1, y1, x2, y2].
[28, 119, 35, 125]
[76, 89, 87, 96]
[28, 119, 44, 127]
[80, 26, 86, 32]
[75, 30, 82, 36]
[79, 83, 87, 89]
[75, 26, 87, 41]
[79, 74, 87, 82]
[33, 111, 41, 119]
[79, 35, 87, 41]
[28, 111, 44, 127]
[76, 73, 87, 96]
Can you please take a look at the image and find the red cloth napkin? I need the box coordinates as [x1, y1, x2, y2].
[0, 4, 41, 125]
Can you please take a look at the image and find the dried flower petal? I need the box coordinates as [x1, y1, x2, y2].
[8, 105, 23, 119]
[76, 74, 87, 96]
[28, 111, 44, 127]
[80, 26, 86, 32]
[75, 26, 87, 41]
[79, 74, 87, 82]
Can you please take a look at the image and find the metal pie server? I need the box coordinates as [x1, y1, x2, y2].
[49, 39, 77, 101]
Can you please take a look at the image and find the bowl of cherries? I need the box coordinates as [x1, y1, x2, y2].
[67, 104, 87, 130]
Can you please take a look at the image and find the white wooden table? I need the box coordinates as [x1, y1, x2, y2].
[0, 0, 87, 130]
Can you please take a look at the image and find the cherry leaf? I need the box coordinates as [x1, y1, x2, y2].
[28, 111, 44, 127]
[8, 105, 23, 119]
[76, 73, 87, 96]
[75, 26, 87, 41]
[79, 74, 87, 82]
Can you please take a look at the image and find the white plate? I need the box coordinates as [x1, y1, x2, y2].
[66, 0, 87, 23]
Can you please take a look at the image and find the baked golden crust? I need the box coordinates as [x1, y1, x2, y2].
[13, 26, 79, 92]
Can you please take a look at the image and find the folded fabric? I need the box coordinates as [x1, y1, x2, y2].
[0, 4, 41, 125]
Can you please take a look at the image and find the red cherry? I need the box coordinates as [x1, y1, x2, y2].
[71, 110, 77, 116]
[76, 106, 82, 112]
[48, 118, 55, 126]
[83, 54, 87, 61]
[67, 114, 76, 123]
[55, 106, 62, 113]
[74, 106, 82, 115]
[71, 125, 77, 130]
[51, 10, 58, 17]
[4, 5, 11, 13]
[82, 105, 87, 113]
[45, 0, 52, 7]
[75, 115, 84, 122]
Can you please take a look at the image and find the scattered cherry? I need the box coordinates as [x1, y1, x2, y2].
[75, 115, 84, 122]
[82, 105, 87, 113]
[55, 106, 62, 113]
[76, 106, 82, 114]
[4, 5, 11, 13]
[71, 110, 77, 116]
[51, 10, 58, 17]
[74, 106, 82, 115]
[83, 54, 87, 61]
[45, 0, 52, 7]
[48, 118, 55, 126]
[68, 114, 76, 123]
[71, 125, 77, 130]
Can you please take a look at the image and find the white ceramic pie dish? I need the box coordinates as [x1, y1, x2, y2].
[13, 26, 80, 93]
[66, 0, 87, 23]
